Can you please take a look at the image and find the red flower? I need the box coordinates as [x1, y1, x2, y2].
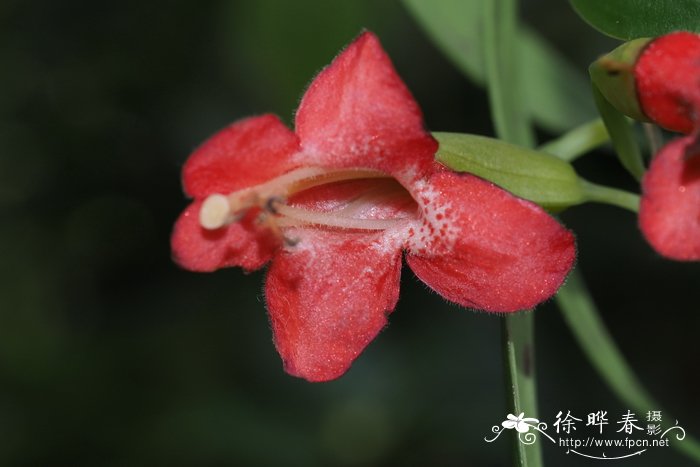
[171, 32, 576, 382]
[639, 136, 700, 260]
[634, 32, 700, 260]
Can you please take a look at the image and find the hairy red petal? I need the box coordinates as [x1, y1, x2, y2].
[171, 200, 278, 272]
[406, 171, 576, 312]
[265, 230, 402, 382]
[295, 31, 436, 179]
[639, 137, 700, 261]
[635, 32, 700, 134]
[182, 114, 300, 198]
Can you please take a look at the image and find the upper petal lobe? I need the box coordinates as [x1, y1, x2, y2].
[406, 171, 576, 312]
[295, 31, 437, 179]
[183, 114, 300, 198]
[265, 230, 403, 382]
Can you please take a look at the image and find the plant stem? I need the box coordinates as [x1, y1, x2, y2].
[483, 0, 542, 465]
[502, 313, 543, 466]
[580, 179, 640, 213]
[538, 119, 609, 162]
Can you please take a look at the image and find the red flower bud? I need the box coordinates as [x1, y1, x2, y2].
[635, 31, 700, 134]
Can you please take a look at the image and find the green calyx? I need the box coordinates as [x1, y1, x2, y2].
[433, 132, 585, 211]
[589, 37, 652, 122]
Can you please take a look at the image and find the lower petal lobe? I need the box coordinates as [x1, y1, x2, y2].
[407, 171, 576, 312]
[171, 200, 277, 272]
[265, 229, 402, 382]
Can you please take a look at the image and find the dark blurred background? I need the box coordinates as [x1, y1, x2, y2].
[1, 1, 698, 466]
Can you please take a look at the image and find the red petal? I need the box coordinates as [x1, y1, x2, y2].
[265, 230, 402, 382]
[295, 31, 437, 179]
[182, 114, 300, 198]
[406, 171, 576, 312]
[639, 137, 700, 261]
[171, 200, 278, 272]
[635, 32, 700, 134]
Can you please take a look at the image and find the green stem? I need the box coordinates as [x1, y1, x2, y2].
[580, 179, 640, 213]
[502, 313, 543, 466]
[557, 271, 700, 464]
[538, 119, 609, 162]
[483, 0, 541, 465]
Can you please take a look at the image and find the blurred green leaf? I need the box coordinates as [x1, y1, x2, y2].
[434, 132, 585, 210]
[520, 29, 597, 132]
[403, 0, 595, 132]
[557, 270, 700, 464]
[482, 0, 534, 146]
[224, 0, 394, 120]
[402, 0, 486, 83]
[570, 0, 700, 39]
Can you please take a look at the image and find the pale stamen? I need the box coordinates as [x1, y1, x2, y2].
[198, 166, 413, 235]
[200, 194, 237, 229]
[274, 204, 411, 230]
[199, 167, 390, 229]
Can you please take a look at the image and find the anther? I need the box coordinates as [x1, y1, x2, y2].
[265, 196, 285, 214]
[200, 194, 232, 230]
[283, 235, 300, 247]
[256, 211, 298, 246]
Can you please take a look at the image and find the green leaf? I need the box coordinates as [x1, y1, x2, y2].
[224, 0, 393, 119]
[520, 30, 597, 132]
[570, 0, 700, 40]
[402, 0, 486, 83]
[482, 0, 534, 146]
[402, 0, 596, 133]
[434, 132, 585, 210]
[557, 270, 700, 464]
[591, 81, 645, 181]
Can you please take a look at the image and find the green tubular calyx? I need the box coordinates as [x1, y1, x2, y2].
[433, 132, 585, 211]
[589, 37, 652, 122]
